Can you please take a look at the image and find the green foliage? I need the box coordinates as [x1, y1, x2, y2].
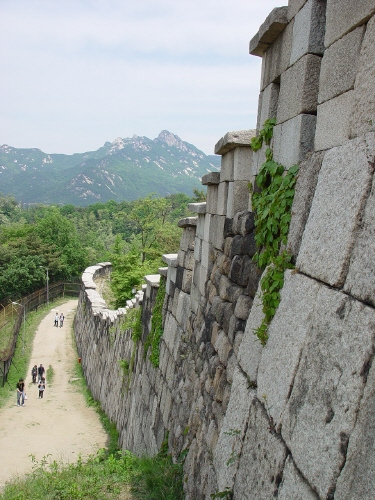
[118, 359, 130, 378]
[250, 118, 276, 151]
[144, 279, 166, 367]
[46, 365, 54, 384]
[250, 120, 298, 345]
[211, 488, 233, 499]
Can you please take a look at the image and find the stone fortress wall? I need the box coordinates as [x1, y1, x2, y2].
[74, 1, 375, 498]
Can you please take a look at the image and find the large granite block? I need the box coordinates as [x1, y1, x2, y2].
[249, 7, 288, 57]
[287, 151, 325, 258]
[277, 54, 321, 124]
[233, 398, 288, 499]
[196, 214, 205, 239]
[203, 213, 211, 242]
[273, 114, 316, 168]
[290, 0, 326, 65]
[206, 184, 218, 215]
[325, 0, 375, 48]
[315, 90, 354, 151]
[257, 83, 280, 132]
[257, 271, 321, 428]
[233, 146, 253, 181]
[297, 134, 375, 287]
[260, 19, 294, 91]
[334, 358, 375, 499]
[226, 181, 250, 219]
[344, 172, 375, 307]
[194, 237, 202, 263]
[220, 150, 234, 182]
[349, 15, 375, 139]
[209, 215, 226, 251]
[216, 181, 228, 216]
[278, 456, 318, 500]
[213, 367, 254, 492]
[281, 285, 375, 499]
[318, 26, 365, 104]
[287, 0, 308, 21]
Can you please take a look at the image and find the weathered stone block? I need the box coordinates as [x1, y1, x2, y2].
[206, 184, 218, 215]
[229, 235, 243, 258]
[233, 146, 253, 181]
[201, 171, 220, 185]
[257, 271, 321, 427]
[233, 398, 288, 499]
[194, 237, 202, 263]
[245, 262, 262, 299]
[214, 130, 255, 155]
[234, 294, 253, 321]
[196, 214, 205, 240]
[203, 213, 211, 242]
[277, 54, 321, 124]
[287, 0, 308, 21]
[297, 133, 375, 287]
[249, 7, 289, 57]
[318, 26, 365, 104]
[188, 202, 206, 214]
[260, 19, 294, 91]
[344, 173, 375, 307]
[289, 0, 326, 66]
[214, 368, 254, 492]
[349, 15, 375, 139]
[233, 210, 255, 236]
[209, 215, 226, 250]
[315, 90, 354, 151]
[229, 255, 253, 287]
[216, 181, 228, 216]
[257, 83, 280, 132]
[238, 284, 265, 383]
[162, 314, 181, 362]
[250, 143, 268, 176]
[177, 216, 197, 229]
[220, 150, 234, 182]
[281, 285, 375, 499]
[213, 330, 232, 365]
[242, 233, 257, 257]
[176, 290, 190, 331]
[325, 0, 375, 48]
[278, 456, 318, 499]
[287, 150, 325, 258]
[226, 181, 250, 219]
[334, 357, 375, 499]
[273, 114, 316, 168]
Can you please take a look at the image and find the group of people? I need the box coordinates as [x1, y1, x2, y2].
[16, 363, 46, 406]
[54, 312, 64, 328]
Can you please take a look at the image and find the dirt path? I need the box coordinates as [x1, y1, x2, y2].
[0, 300, 108, 490]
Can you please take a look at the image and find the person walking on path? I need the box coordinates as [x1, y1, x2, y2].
[16, 378, 25, 407]
[38, 363, 45, 382]
[38, 377, 46, 399]
[31, 364, 38, 383]
[59, 313, 64, 328]
[54, 312, 59, 327]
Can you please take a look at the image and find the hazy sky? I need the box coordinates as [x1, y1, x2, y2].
[1, 0, 284, 155]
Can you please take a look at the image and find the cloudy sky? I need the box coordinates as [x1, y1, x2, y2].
[1, 0, 284, 156]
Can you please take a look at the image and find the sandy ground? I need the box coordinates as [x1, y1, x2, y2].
[0, 300, 108, 490]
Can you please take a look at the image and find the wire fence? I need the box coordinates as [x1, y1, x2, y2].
[0, 281, 82, 387]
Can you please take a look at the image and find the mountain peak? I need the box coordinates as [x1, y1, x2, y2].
[156, 130, 187, 151]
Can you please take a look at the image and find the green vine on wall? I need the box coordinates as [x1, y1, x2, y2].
[250, 119, 298, 345]
[144, 279, 166, 367]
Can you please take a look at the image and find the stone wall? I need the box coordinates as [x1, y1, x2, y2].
[74, 2, 375, 498]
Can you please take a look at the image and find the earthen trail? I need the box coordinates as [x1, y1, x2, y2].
[0, 300, 108, 490]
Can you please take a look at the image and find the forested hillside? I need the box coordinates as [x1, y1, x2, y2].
[0, 190, 202, 304]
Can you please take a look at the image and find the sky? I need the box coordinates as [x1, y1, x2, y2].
[0, 0, 285, 156]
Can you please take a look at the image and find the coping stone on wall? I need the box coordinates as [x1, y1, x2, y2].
[349, 14, 375, 139]
[334, 357, 375, 499]
[162, 253, 178, 267]
[289, 0, 326, 66]
[188, 202, 207, 214]
[277, 53, 321, 124]
[273, 114, 316, 168]
[177, 216, 197, 228]
[233, 398, 288, 499]
[257, 271, 321, 429]
[278, 456, 319, 499]
[297, 133, 375, 287]
[260, 19, 294, 91]
[287, 0, 308, 21]
[287, 150, 325, 258]
[249, 7, 289, 57]
[158, 267, 168, 278]
[202, 172, 221, 185]
[214, 130, 255, 156]
[257, 83, 280, 132]
[315, 90, 354, 151]
[344, 172, 375, 307]
[281, 285, 375, 499]
[325, 0, 375, 48]
[214, 367, 255, 492]
[318, 25, 365, 104]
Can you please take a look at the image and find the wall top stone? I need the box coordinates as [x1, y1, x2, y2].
[214, 130, 255, 155]
[158, 267, 168, 277]
[162, 254, 178, 267]
[201, 172, 221, 186]
[144, 274, 161, 287]
[188, 202, 206, 214]
[249, 7, 289, 57]
[177, 216, 198, 228]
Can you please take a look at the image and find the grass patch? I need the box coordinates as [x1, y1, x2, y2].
[0, 321, 13, 352]
[46, 365, 54, 385]
[0, 297, 75, 409]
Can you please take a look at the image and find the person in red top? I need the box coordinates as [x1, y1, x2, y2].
[16, 378, 25, 407]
